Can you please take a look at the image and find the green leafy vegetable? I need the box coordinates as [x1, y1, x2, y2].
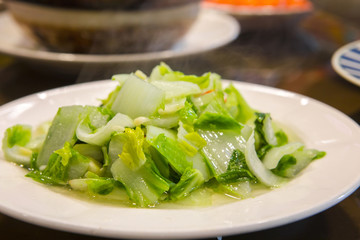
[169, 168, 204, 200]
[224, 84, 255, 124]
[111, 156, 170, 207]
[36, 105, 89, 168]
[272, 148, 326, 178]
[76, 111, 134, 146]
[111, 75, 165, 119]
[119, 127, 147, 170]
[151, 133, 191, 175]
[194, 100, 243, 131]
[2, 124, 33, 166]
[27, 142, 92, 185]
[217, 149, 256, 184]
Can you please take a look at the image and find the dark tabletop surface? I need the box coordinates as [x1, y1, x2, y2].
[0, 3, 359, 240]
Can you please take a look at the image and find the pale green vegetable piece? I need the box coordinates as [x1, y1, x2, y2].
[263, 114, 278, 146]
[111, 75, 165, 119]
[27, 142, 93, 185]
[199, 129, 246, 176]
[262, 142, 303, 169]
[111, 74, 132, 85]
[73, 144, 103, 163]
[188, 153, 212, 182]
[273, 148, 326, 178]
[244, 132, 286, 187]
[2, 124, 33, 166]
[169, 168, 205, 200]
[37, 105, 88, 168]
[158, 98, 186, 116]
[177, 121, 206, 157]
[76, 113, 134, 146]
[218, 181, 252, 199]
[146, 115, 180, 129]
[146, 125, 177, 142]
[119, 127, 147, 170]
[151, 81, 201, 101]
[224, 84, 255, 124]
[150, 133, 191, 175]
[111, 157, 170, 207]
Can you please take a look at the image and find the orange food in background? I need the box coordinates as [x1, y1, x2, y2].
[205, 0, 309, 7]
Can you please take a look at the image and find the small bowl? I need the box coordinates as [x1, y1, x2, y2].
[4, 0, 201, 54]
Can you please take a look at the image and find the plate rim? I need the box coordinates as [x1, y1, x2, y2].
[331, 40, 360, 87]
[0, 9, 240, 64]
[0, 80, 359, 239]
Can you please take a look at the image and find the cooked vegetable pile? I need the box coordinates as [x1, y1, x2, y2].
[2, 63, 325, 207]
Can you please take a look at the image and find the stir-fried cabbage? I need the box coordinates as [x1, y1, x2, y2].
[1, 62, 325, 207]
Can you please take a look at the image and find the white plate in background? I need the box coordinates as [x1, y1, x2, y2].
[0, 9, 239, 65]
[0, 80, 359, 239]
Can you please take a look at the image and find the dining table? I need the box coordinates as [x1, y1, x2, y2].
[0, 2, 359, 240]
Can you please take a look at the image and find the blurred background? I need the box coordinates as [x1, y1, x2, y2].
[0, 0, 359, 113]
[0, 0, 359, 239]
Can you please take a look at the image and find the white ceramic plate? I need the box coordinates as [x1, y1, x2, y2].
[0, 80, 359, 239]
[0, 9, 239, 64]
[332, 40, 360, 87]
